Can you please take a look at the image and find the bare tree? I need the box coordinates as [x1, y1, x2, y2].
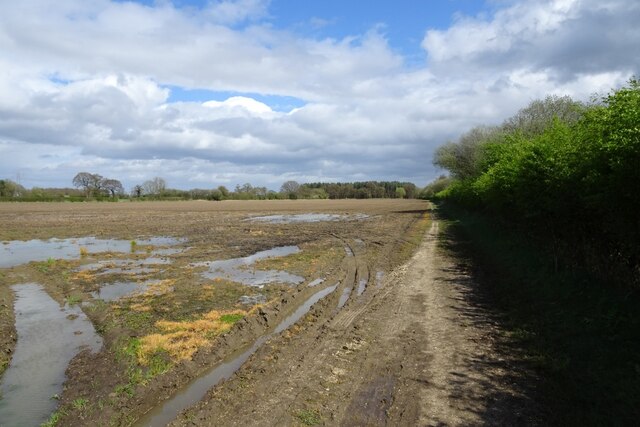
[102, 179, 124, 197]
[142, 177, 167, 196]
[72, 172, 103, 197]
[502, 95, 583, 136]
[280, 180, 300, 197]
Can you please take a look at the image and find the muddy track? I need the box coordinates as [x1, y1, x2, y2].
[169, 219, 540, 426]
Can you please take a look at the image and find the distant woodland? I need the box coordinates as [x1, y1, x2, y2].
[0, 177, 419, 202]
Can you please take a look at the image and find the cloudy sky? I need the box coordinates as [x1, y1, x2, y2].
[1, 0, 638, 191]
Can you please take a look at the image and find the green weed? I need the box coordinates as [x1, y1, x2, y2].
[114, 384, 134, 397]
[72, 398, 88, 410]
[41, 409, 66, 427]
[294, 409, 321, 425]
[220, 313, 245, 324]
[65, 295, 82, 305]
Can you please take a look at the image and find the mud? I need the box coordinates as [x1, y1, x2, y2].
[0, 200, 428, 424]
[168, 213, 541, 426]
[137, 284, 338, 427]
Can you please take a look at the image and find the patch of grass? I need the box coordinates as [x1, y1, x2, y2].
[114, 383, 134, 397]
[0, 357, 8, 375]
[294, 409, 321, 425]
[124, 310, 153, 330]
[72, 397, 89, 410]
[65, 294, 82, 305]
[130, 240, 137, 253]
[41, 409, 66, 427]
[138, 309, 247, 363]
[145, 351, 172, 379]
[79, 246, 89, 257]
[436, 201, 640, 425]
[220, 313, 245, 324]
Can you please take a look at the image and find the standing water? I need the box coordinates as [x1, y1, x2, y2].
[0, 236, 185, 268]
[0, 283, 103, 426]
[191, 246, 305, 287]
[136, 284, 338, 427]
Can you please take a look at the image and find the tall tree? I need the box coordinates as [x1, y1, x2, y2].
[72, 172, 103, 197]
[102, 179, 124, 197]
[142, 177, 167, 196]
[280, 180, 300, 197]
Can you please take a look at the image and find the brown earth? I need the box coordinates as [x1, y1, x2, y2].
[168, 214, 541, 426]
[0, 199, 434, 425]
[0, 200, 539, 425]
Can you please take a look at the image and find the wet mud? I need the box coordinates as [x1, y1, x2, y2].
[0, 199, 430, 425]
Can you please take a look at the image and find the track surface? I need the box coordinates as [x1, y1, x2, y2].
[171, 220, 539, 426]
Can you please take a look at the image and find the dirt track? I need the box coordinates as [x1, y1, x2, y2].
[170, 218, 540, 426]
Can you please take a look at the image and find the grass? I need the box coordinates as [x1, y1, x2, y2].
[0, 357, 8, 375]
[41, 409, 66, 427]
[35, 258, 56, 273]
[436, 201, 640, 425]
[294, 409, 321, 425]
[65, 294, 82, 305]
[72, 397, 89, 410]
[220, 313, 245, 324]
[138, 309, 247, 363]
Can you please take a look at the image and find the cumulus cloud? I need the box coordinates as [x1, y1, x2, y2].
[423, 0, 640, 82]
[0, 0, 638, 190]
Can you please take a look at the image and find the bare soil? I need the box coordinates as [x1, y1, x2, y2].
[0, 200, 539, 425]
[0, 199, 433, 425]
[169, 216, 541, 426]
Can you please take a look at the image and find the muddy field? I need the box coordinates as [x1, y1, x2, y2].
[0, 199, 431, 426]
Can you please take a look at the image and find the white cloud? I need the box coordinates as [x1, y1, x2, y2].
[0, 0, 638, 190]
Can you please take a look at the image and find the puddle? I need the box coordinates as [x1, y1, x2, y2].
[338, 286, 352, 309]
[136, 284, 338, 427]
[357, 279, 367, 296]
[376, 271, 385, 288]
[238, 295, 267, 305]
[0, 283, 103, 426]
[307, 278, 324, 287]
[91, 280, 164, 302]
[246, 213, 369, 224]
[0, 236, 185, 269]
[191, 246, 305, 287]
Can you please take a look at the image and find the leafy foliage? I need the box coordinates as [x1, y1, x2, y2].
[432, 79, 640, 286]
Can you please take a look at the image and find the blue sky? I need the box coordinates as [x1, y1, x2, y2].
[167, 0, 491, 104]
[0, 0, 638, 190]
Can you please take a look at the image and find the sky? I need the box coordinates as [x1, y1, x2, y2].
[1, 0, 638, 191]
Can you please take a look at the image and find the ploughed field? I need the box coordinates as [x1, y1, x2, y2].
[0, 199, 429, 426]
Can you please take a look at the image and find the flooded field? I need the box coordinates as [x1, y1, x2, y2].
[0, 199, 428, 426]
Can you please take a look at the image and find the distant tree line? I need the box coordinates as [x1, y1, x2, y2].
[299, 181, 417, 199]
[1, 176, 420, 202]
[427, 79, 640, 286]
